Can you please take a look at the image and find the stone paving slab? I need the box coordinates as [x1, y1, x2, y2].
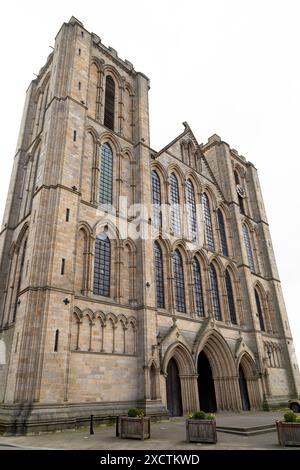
[0, 412, 296, 450]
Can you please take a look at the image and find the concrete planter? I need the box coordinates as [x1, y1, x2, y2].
[186, 419, 217, 443]
[119, 416, 151, 440]
[276, 421, 300, 447]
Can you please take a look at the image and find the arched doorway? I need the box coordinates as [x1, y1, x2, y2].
[166, 358, 183, 416]
[239, 365, 250, 410]
[197, 351, 217, 412]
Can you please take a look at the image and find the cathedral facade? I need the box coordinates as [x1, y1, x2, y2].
[0, 17, 299, 433]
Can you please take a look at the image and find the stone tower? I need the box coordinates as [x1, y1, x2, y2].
[0, 17, 299, 434]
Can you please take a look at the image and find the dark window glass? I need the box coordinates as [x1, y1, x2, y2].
[173, 250, 186, 313]
[99, 143, 113, 207]
[202, 193, 215, 250]
[104, 76, 115, 130]
[217, 209, 228, 256]
[12, 239, 27, 323]
[186, 179, 197, 241]
[255, 289, 265, 331]
[152, 171, 162, 227]
[225, 270, 237, 324]
[193, 258, 204, 316]
[154, 241, 165, 308]
[242, 224, 255, 272]
[93, 233, 111, 297]
[170, 173, 181, 235]
[209, 264, 221, 321]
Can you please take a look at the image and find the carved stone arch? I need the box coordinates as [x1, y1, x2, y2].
[15, 223, 29, 249]
[171, 239, 190, 260]
[237, 351, 261, 409]
[78, 221, 93, 236]
[93, 219, 120, 240]
[40, 71, 51, 93]
[86, 126, 99, 144]
[99, 132, 122, 154]
[82, 308, 94, 322]
[151, 161, 168, 183]
[184, 172, 202, 196]
[223, 263, 242, 324]
[126, 316, 137, 328]
[201, 185, 218, 210]
[117, 313, 127, 328]
[162, 341, 196, 376]
[167, 164, 185, 188]
[195, 329, 236, 378]
[209, 254, 224, 273]
[126, 317, 137, 355]
[103, 64, 122, 88]
[90, 56, 104, 73]
[254, 281, 270, 332]
[73, 306, 82, 320]
[120, 149, 135, 210]
[95, 310, 106, 325]
[125, 82, 135, 97]
[106, 312, 117, 326]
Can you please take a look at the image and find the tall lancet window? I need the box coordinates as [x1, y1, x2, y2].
[209, 264, 221, 321]
[154, 241, 165, 308]
[151, 170, 162, 227]
[225, 270, 237, 324]
[255, 288, 265, 332]
[186, 179, 197, 241]
[173, 250, 186, 313]
[93, 233, 111, 297]
[170, 173, 181, 235]
[202, 193, 215, 250]
[217, 209, 228, 256]
[242, 224, 255, 272]
[99, 143, 113, 207]
[193, 258, 204, 316]
[104, 76, 115, 130]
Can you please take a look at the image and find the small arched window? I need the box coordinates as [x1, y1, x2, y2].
[242, 224, 255, 272]
[151, 171, 162, 227]
[193, 258, 204, 316]
[170, 173, 181, 235]
[209, 264, 221, 321]
[154, 241, 165, 308]
[217, 209, 228, 256]
[93, 233, 111, 297]
[186, 179, 197, 241]
[99, 143, 113, 207]
[225, 270, 237, 324]
[255, 288, 265, 331]
[202, 193, 214, 250]
[104, 75, 115, 130]
[173, 250, 186, 313]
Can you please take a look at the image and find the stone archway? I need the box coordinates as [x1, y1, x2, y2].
[197, 350, 217, 412]
[238, 353, 261, 409]
[196, 330, 241, 411]
[163, 342, 199, 415]
[166, 358, 182, 416]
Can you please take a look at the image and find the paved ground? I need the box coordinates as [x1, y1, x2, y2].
[0, 411, 297, 450]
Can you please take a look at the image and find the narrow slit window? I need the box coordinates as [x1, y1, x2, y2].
[73, 130, 77, 142]
[54, 329, 59, 352]
[104, 76, 115, 130]
[61, 258, 65, 275]
[66, 208, 70, 221]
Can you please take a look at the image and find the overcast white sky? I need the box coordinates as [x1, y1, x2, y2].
[0, 0, 299, 364]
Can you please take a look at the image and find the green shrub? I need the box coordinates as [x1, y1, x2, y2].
[127, 408, 144, 418]
[191, 411, 206, 420]
[206, 414, 216, 421]
[284, 410, 297, 423]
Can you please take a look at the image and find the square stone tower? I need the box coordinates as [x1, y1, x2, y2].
[0, 17, 299, 434]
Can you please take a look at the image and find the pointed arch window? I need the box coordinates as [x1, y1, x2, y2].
[255, 288, 265, 331]
[209, 264, 221, 321]
[104, 75, 115, 130]
[202, 193, 215, 250]
[151, 170, 162, 227]
[193, 258, 204, 316]
[173, 250, 186, 313]
[217, 209, 228, 256]
[99, 143, 113, 207]
[12, 238, 27, 323]
[225, 270, 237, 324]
[170, 173, 181, 235]
[93, 233, 111, 297]
[154, 241, 165, 308]
[186, 179, 197, 241]
[242, 224, 255, 272]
